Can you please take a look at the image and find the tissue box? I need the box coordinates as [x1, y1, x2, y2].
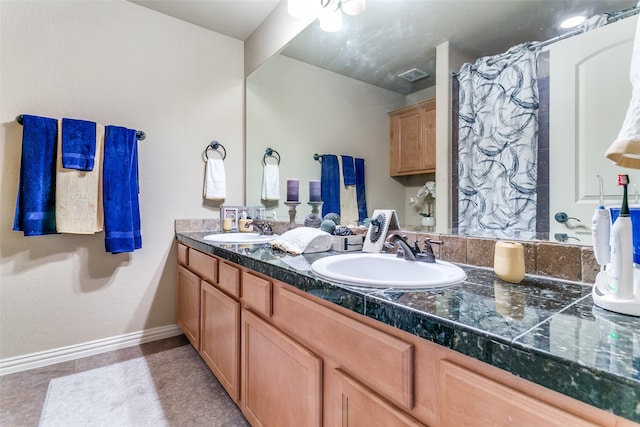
[331, 234, 364, 252]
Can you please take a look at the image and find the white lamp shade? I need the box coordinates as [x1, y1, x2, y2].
[320, 6, 342, 32]
[341, 0, 366, 16]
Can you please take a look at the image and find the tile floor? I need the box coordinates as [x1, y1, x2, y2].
[0, 335, 249, 426]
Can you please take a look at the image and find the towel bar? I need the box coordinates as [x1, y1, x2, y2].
[16, 115, 146, 141]
[203, 140, 226, 161]
[263, 147, 280, 165]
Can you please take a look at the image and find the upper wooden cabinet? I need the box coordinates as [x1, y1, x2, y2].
[389, 99, 436, 176]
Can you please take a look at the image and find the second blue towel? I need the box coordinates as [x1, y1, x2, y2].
[103, 125, 142, 254]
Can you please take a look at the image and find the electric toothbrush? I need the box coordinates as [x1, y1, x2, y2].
[608, 174, 634, 300]
[592, 175, 611, 266]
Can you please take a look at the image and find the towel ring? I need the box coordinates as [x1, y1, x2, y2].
[262, 147, 280, 166]
[203, 140, 226, 161]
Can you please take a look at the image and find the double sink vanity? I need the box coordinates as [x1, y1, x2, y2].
[175, 227, 640, 426]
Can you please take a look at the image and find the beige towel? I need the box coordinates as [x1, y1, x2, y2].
[269, 227, 332, 254]
[337, 156, 359, 226]
[55, 121, 104, 233]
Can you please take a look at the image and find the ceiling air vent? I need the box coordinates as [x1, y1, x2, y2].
[398, 68, 429, 83]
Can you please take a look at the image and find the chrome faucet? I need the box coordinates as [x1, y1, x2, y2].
[384, 234, 417, 261]
[384, 234, 443, 263]
[247, 221, 273, 236]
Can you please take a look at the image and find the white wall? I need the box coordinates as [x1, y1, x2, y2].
[0, 1, 244, 360]
[246, 54, 407, 222]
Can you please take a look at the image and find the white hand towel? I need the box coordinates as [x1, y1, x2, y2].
[261, 163, 280, 200]
[269, 227, 332, 255]
[204, 158, 226, 200]
[606, 12, 640, 168]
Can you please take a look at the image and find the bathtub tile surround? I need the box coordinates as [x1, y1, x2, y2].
[175, 229, 640, 423]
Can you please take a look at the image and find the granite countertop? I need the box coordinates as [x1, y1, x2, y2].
[176, 231, 640, 423]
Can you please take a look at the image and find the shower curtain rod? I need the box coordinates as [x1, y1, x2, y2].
[530, 5, 639, 51]
[452, 5, 640, 74]
[16, 115, 147, 141]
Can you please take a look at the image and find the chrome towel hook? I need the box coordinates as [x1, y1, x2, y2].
[262, 147, 280, 165]
[203, 140, 226, 161]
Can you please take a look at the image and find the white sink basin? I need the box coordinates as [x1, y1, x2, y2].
[203, 233, 276, 244]
[311, 253, 466, 289]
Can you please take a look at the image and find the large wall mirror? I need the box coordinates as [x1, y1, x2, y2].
[246, 0, 638, 245]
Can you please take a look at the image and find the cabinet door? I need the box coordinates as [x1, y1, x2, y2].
[200, 281, 240, 403]
[241, 309, 322, 427]
[389, 100, 436, 176]
[332, 369, 424, 427]
[440, 361, 602, 427]
[177, 265, 200, 350]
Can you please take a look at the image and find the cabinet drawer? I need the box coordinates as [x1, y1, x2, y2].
[178, 243, 188, 266]
[188, 249, 217, 284]
[276, 286, 414, 410]
[439, 361, 601, 427]
[218, 261, 240, 298]
[242, 272, 272, 317]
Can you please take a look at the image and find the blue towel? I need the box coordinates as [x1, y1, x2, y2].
[61, 118, 97, 171]
[355, 158, 367, 222]
[13, 115, 58, 236]
[103, 125, 141, 254]
[321, 154, 340, 217]
[341, 155, 356, 186]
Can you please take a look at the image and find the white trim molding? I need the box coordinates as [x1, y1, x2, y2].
[0, 324, 183, 376]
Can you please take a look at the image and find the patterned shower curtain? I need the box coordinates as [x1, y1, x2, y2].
[457, 43, 539, 240]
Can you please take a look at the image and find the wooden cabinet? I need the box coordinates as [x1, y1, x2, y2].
[177, 265, 200, 349]
[331, 369, 424, 427]
[177, 242, 629, 427]
[389, 99, 436, 176]
[241, 309, 322, 427]
[200, 281, 240, 403]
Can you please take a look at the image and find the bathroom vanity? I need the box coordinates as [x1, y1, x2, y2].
[176, 231, 639, 426]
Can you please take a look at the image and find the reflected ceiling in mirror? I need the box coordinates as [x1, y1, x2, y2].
[281, 0, 636, 94]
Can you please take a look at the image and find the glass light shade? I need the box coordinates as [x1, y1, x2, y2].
[341, 0, 366, 16]
[320, 7, 342, 32]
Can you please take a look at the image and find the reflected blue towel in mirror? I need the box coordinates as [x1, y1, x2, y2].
[13, 114, 58, 236]
[103, 125, 141, 254]
[61, 118, 96, 171]
[321, 154, 340, 217]
[341, 155, 356, 186]
[355, 158, 367, 221]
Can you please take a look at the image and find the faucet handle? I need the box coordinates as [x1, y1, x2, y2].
[416, 239, 442, 263]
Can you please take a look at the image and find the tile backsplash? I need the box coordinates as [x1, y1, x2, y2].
[175, 219, 598, 285]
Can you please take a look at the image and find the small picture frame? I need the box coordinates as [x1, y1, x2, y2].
[221, 207, 238, 231]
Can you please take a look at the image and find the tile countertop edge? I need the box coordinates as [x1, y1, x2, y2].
[176, 232, 640, 424]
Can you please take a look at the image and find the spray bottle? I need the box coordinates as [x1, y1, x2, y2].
[608, 174, 634, 299]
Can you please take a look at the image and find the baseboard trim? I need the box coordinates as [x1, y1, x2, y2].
[0, 324, 183, 376]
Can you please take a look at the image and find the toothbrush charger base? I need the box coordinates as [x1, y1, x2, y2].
[592, 273, 640, 316]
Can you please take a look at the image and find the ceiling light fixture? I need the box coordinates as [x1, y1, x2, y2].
[560, 15, 586, 29]
[288, 0, 366, 32]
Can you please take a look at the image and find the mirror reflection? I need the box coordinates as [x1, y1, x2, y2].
[246, 0, 638, 244]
